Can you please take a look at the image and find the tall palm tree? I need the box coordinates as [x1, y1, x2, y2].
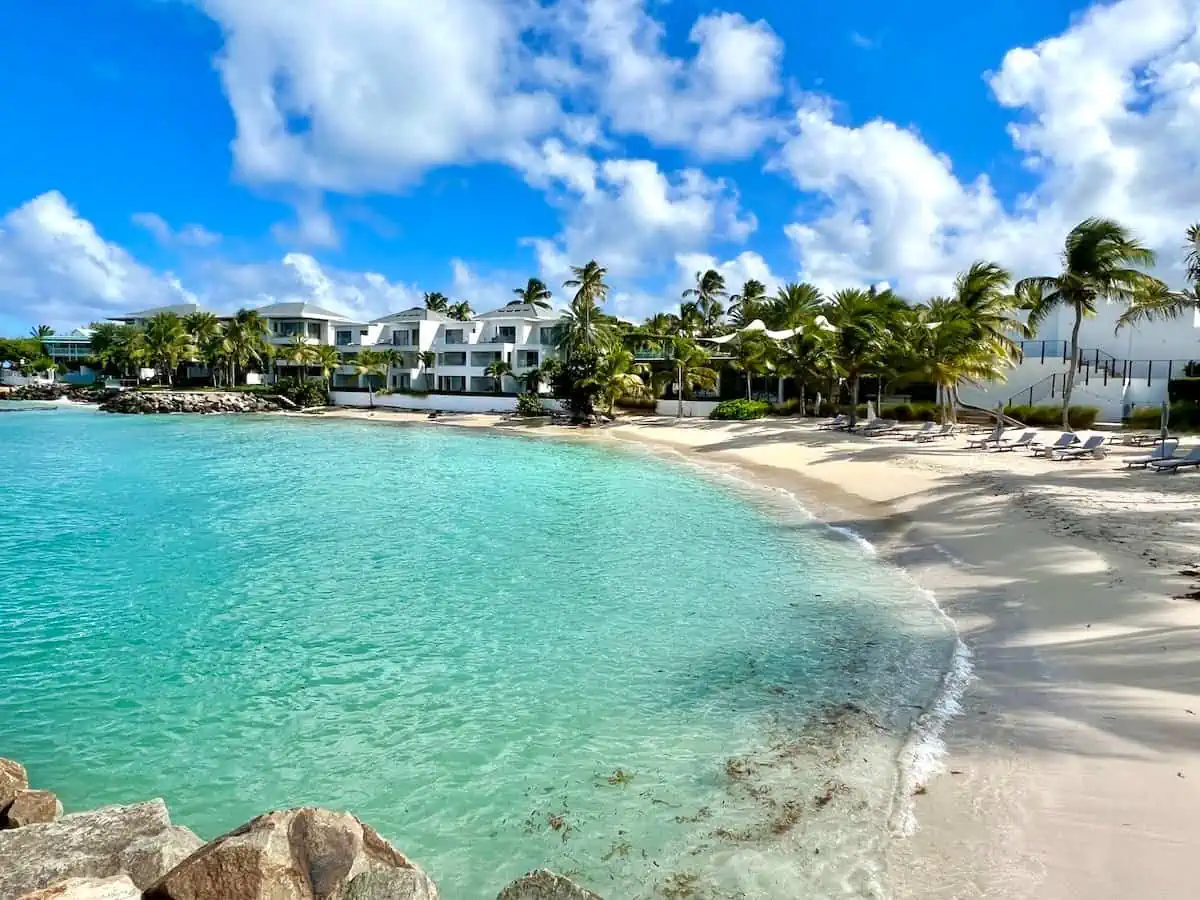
[182, 312, 223, 385]
[728, 280, 767, 327]
[727, 331, 773, 399]
[1017, 218, 1163, 428]
[519, 365, 545, 394]
[417, 350, 437, 390]
[513, 278, 553, 309]
[825, 288, 896, 427]
[350, 348, 387, 407]
[448, 301, 473, 321]
[313, 344, 342, 386]
[283, 334, 317, 382]
[226, 308, 271, 386]
[142, 312, 194, 386]
[682, 269, 727, 332]
[651, 337, 717, 418]
[768, 282, 825, 330]
[560, 260, 611, 358]
[951, 261, 1028, 358]
[424, 292, 449, 313]
[900, 300, 1007, 423]
[30, 325, 54, 340]
[484, 359, 513, 392]
[1118, 223, 1200, 328]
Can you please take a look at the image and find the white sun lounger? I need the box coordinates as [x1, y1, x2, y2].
[897, 422, 936, 441]
[1051, 434, 1107, 460]
[1030, 433, 1077, 456]
[1148, 447, 1200, 473]
[993, 430, 1036, 452]
[1124, 441, 1179, 468]
[916, 423, 958, 442]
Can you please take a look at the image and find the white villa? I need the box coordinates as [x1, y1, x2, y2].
[90, 299, 569, 397]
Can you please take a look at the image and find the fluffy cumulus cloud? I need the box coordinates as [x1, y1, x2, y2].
[0, 193, 196, 328]
[776, 0, 1200, 296]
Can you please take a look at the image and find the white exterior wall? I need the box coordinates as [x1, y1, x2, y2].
[654, 400, 721, 417]
[1034, 302, 1200, 362]
[330, 390, 562, 414]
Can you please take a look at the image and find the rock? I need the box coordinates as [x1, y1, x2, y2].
[116, 826, 203, 890]
[16, 876, 141, 900]
[4, 790, 62, 827]
[98, 391, 281, 415]
[0, 800, 174, 900]
[0, 760, 29, 813]
[496, 870, 603, 900]
[144, 807, 438, 900]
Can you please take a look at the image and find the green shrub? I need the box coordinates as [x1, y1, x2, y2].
[516, 392, 546, 417]
[1126, 406, 1162, 429]
[275, 378, 329, 409]
[710, 399, 772, 420]
[1130, 402, 1200, 431]
[1006, 404, 1098, 429]
[770, 398, 801, 416]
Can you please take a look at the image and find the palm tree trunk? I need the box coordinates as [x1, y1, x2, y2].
[849, 376, 860, 428]
[799, 382, 806, 417]
[677, 363, 684, 419]
[1062, 308, 1083, 429]
[746, 374, 752, 400]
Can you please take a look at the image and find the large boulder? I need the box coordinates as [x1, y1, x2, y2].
[0, 760, 28, 812]
[16, 876, 141, 900]
[496, 870, 603, 900]
[0, 800, 177, 900]
[144, 808, 438, 900]
[117, 826, 203, 890]
[3, 790, 63, 827]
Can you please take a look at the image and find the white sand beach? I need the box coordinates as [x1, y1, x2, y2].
[307, 406, 1200, 899]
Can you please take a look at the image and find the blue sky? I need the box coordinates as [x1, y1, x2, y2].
[2, 0, 1198, 333]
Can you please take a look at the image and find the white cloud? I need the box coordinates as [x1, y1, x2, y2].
[269, 199, 340, 249]
[527, 157, 757, 283]
[673, 250, 785, 299]
[566, 1, 785, 158]
[132, 212, 221, 247]
[774, 0, 1200, 297]
[0, 193, 196, 328]
[199, 0, 562, 193]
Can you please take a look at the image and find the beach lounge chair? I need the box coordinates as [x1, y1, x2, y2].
[1051, 434, 1107, 460]
[857, 418, 897, 436]
[993, 430, 1036, 452]
[1148, 446, 1200, 473]
[817, 414, 846, 431]
[966, 424, 1004, 449]
[897, 421, 936, 442]
[1030, 433, 1077, 456]
[917, 423, 958, 442]
[1124, 440, 1179, 468]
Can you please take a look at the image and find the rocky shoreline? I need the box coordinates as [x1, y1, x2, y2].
[98, 391, 285, 415]
[4, 384, 108, 404]
[0, 758, 600, 899]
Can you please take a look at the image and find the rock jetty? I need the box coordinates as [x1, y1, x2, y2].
[0, 758, 601, 900]
[99, 392, 281, 415]
[5, 384, 108, 403]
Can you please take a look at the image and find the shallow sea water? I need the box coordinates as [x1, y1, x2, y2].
[0, 405, 959, 898]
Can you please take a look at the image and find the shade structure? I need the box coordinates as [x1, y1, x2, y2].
[701, 316, 835, 344]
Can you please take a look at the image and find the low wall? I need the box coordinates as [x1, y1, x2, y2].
[655, 399, 719, 418]
[330, 391, 561, 414]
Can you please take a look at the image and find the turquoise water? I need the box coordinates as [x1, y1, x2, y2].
[0, 405, 957, 898]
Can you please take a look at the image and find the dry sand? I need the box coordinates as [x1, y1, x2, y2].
[301, 407, 1200, 899]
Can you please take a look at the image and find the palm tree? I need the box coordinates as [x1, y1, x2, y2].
[950, 261, 1028, 359]
[768, 283, 825, 330]
[825, 288, 896, 427]
[283, 334, 317, 382]
[728, 331, 773, 399]
[30, 325, 54, 340]
[182, 312, 223, 385]
[380, 349, 403, 389]
[651, 337, 717, 418]
[350, 348, 387, 407]
[448, 301, 473, 321]
[682, 269, 727, 332]
[513, 278, 553, 309]
[519, 365, 545, 394]
[485, 359, 513, 392]
[1017, 218, 1163, 428]
[581, 345, 647, 414]
[142, 312, 194, 385]
[1118, 223, 1200, 328]
[728, 280, 767, 327]
[226, 309, 270, 386]
[417, 350, 437, 390]
[424, 292, 449, 313]
[313, 344, 343, 386]
[560, 260, 611, 358]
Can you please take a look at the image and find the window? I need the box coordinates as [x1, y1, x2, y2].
[444, 329, 464, 345]
[439, 352, 466, 366]
[274, 321, 304, 337]
[540, 326, 563, 345]
[391, 331, 410, 346]
[519, 351, 539, 368]
[497, 326, 516, 342]
[336, 330, 353, 346]
[471, 352, 500, 367]
[307, 322, 321, 338]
